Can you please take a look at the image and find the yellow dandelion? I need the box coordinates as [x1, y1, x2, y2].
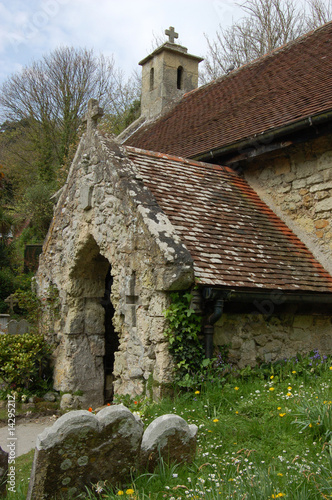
[286, 392, 292, 397]
[213, 418, 219, 422]
[235, 411, 239, 414]
[287, 386, 292, 391]
[277, 473, 283, 476]
[309, 423, 312, 428]
[195, 390, 200, 395]
[270, 375, 274, 379]
[126, 489, 135, 495]
[329, 366, 332, 370]
[292, 370, 297, 374]
[234, 387, 239, 391]
[279, 413, 286, 417]
[269, 387, 275, 391]
[117, 491, 124, 496]
[277, 407, 282, 410]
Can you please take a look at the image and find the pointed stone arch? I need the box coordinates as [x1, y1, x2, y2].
[54, 235, 114, 407]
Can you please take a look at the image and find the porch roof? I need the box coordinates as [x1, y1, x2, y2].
[127, 146, 332, 293]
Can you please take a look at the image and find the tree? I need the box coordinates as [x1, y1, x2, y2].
[0, 46, 140, 185]
[202, 0, 332, 82]
[306, 0, 332, 29]
[0, 46, 140, 248]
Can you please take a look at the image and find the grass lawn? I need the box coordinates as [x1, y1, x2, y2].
[3, 353, 332, 499]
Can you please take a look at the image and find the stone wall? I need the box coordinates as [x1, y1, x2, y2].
[214, 312, 332, 367]
[36, 125, 194, 408]
[244, 133, 332, 269]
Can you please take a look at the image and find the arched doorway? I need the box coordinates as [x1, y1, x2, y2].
[101, 265, 119, 401]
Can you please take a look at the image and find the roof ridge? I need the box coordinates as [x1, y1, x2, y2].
[182, 21, 332, 101]
[125, 145, 234, 173]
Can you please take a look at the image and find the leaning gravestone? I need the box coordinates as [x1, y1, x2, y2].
[0, 446, 8, 497]
[26, 405, 144, 499]
[140, 414, 198, 472]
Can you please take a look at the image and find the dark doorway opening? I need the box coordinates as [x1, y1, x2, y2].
[102, 265, 119, 402]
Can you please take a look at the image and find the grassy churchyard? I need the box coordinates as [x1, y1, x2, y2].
[6, 351, 332, 500]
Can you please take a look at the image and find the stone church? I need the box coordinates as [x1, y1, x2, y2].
[36, 24, 332, 407]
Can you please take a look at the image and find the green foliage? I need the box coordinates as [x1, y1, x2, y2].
[102, 98, 141, 135]
[0, 268, 19, 313]
[163, 291, 230, 390]
[80, 357, 332, 500]
[163, 291, 204, 387]
[12, 281, 59, 327]
[13, 288, 42, 326]
[0, 332, 53, 397]
[257, 349, 331, 383]
[293, 397, 332, 456]
[14, 180, 55, 242]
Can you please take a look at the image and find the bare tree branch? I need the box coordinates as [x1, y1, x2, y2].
[306, 0, 332, 29]
[202, 0, 307, 83]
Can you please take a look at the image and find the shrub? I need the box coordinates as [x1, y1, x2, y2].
[0, 332, 53, 398]
[0, 267, 17, 313]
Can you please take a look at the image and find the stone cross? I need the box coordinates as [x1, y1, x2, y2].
[4, 294, 18, 313]
[165, 26, 178, 44]
[83, 99, 104, 136]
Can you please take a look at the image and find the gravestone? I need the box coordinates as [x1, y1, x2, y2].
[27, 405, 144, 499]
[0, 446, 8, 497]
[140, 414, 198, 472]
[7, 319, 31, 336]
[27, 407, 198, 498]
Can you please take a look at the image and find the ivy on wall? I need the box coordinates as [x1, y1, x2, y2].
[163, 291, 206, 388]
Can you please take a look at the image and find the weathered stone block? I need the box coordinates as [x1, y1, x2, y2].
[292, 179, 307, 189]
[310, 180, 332, 193]
[27, 406, 144, 499]
[80, 184, 93, 210]
[316, 197, 332, 213]
[140, 414, 197, 472]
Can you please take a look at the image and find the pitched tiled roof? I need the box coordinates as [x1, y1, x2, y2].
[125, 22, 332, 159]
[127, 146, 332, 292]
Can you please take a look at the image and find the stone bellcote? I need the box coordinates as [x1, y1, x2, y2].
[139, 27, 203, 119]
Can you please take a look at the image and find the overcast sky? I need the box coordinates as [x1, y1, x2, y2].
[0, 0, 244, 86]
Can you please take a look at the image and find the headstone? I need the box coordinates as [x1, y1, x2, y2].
[140, 414, 198, 472]
[17, 319, 30, 335]
[26, 405, 144, 499]
[7, 319, 31, 335]
[7, 320, 18, 336]
[0, 446, 8, 497]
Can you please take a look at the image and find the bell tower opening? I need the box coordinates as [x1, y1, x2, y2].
[177, 65, 183, 89]
[102, 265, 119, 402]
